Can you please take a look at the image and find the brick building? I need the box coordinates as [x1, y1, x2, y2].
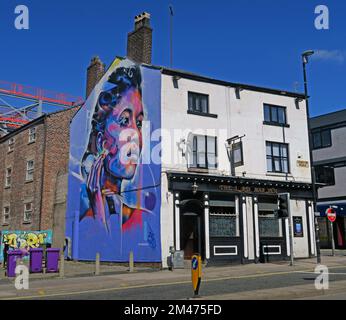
[0, 107, 78, 250]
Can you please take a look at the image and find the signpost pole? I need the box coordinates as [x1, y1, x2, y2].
[327, 207, 336, 257]
[288, 206, 294, 267]
[330, 221, 335, 257]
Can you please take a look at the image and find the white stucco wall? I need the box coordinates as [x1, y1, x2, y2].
[229, 88, 311, 183]
[160, 74, 312, 184]
[160, 74, 230, 174]
[160, 173, 174, 268]
[290, 199, 309, 258]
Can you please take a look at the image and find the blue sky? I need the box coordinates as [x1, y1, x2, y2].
[0, 0, 345, 116]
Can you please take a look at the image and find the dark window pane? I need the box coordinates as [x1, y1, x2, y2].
[313, 132, 321, 149]
[315, 166, 335, 185]
[281, 144, 288, 157]
[264, 105, 287, 125]
[321, 130, 331, 147]
[193, 136, 197, 152]
[272, 144, 280, 156]
[207, 154, 217, 168]
[264, 105, 271, 122]
[266, 142, 289, 173]
[197, 136, 205, 152]
[188, 94, 193, 110]
[266, 143, 272, 156]
[278, 108, 286, 124]
[190, 135, 217, 169]
[281, 159, 289, 173]
[197, 153, 206, 167]
[267, 157, 273, 172]
[192, 152, 197, 167]
[207, 136, 215, 152]
[188, 92, 209, 113]
[271, 107, 278, 122]
[274, 158, 281, 171]
[201, 96, 208, 113]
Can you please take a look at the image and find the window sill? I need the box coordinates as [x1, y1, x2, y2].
[4, 186, 11, 189]
[266, 172, 292, 177]
[25, 179, 34, 184]
[188, 167, 209, 174]
[23, 221, 32, 225]
[263, 121, 290, 128]
[187, 110, 218, 118]
[7, 150, 14, 154]
[27, 140, 36, 145]
[2, 223, 9, 226]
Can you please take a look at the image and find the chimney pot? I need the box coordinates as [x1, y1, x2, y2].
[86, 56, 105, 98]
[127, 12, 153, 64]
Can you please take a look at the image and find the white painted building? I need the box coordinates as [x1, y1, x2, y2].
[157, 67, 316, 267]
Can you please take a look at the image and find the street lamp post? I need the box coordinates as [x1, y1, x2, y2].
[302, 50, 322, 264]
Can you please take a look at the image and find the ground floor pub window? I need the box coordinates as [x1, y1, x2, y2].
[209, 197, 239, 237]
[258, 196, 282, 238]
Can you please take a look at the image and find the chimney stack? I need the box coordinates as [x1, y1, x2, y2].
[127, 12, 153, 64]
[86, 56, 105, 98]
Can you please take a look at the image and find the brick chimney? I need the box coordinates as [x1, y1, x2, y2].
[127, 12, 153, 64]
[86, 56, 105, 98]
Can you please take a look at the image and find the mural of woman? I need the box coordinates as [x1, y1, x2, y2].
[79, 64, 152, 233]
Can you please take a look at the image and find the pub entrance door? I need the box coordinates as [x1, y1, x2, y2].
[179, 199, 205, 260]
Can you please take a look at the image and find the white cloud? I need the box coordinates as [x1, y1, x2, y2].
[312, 50, 345, 64]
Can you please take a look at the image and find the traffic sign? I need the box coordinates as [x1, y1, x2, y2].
[326, 207, 336, 223]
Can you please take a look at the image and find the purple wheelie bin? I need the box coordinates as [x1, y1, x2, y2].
[6, 250, 23, 277]
[29, 248, 43, 273]
[46, 248, 60, 273]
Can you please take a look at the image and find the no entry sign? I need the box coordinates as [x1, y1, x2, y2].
[326, 207, 336, 223]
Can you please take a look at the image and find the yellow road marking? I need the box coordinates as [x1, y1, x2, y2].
[2, 265, 345, 300]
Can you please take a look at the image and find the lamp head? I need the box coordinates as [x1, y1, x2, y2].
[302, 50, 315, 64]
[302, 50, 315, 57]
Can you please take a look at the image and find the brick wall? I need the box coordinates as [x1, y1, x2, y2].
[0, 107, 78, 236]
[0, 120, 45, 231]
[40, 108, 77, 230]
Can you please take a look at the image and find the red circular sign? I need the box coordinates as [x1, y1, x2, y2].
[326, 208, 336, 222]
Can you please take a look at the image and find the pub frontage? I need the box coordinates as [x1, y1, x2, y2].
[167, 171, 316, 265]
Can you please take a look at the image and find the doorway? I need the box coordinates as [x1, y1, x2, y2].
[181, 213, 202, 260]
[179, 199, 205, 260]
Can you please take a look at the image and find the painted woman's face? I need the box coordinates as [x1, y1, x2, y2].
[102, 88, 144, 180]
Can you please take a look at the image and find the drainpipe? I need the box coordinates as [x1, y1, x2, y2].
[38, 115, 48, 231]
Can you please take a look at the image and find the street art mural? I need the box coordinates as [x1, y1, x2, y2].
[0, 230, 52, 261]
[65, 58, 161, 262]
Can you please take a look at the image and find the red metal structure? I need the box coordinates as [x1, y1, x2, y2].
[0, 80, 84, 134]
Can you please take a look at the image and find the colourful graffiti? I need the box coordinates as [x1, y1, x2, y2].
[0, 230, 52, 261]
[65, 58, 162, 262]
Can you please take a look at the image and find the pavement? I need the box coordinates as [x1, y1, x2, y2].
[0, 251, 345, 300]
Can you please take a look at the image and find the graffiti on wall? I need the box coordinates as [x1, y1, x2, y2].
[0, 230, 52, 261]
[65, 58, 162, 262]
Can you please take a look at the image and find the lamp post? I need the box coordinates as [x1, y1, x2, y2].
[169, 5, 174, 68]
[302, 50, 321, 264]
